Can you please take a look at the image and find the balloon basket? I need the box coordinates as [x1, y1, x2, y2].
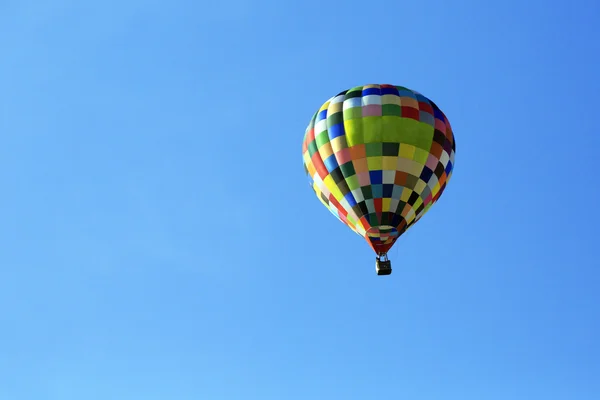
[375, 254, 392, 276]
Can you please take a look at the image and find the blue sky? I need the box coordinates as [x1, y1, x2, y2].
[1, 0, 599, 399]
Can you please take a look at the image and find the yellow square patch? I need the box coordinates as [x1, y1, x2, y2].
[414, 179, 427, 194]
[367, 156, 383, 171]
[399, 143, 416, 160]
[400, 188, 412, 202]
[382, 156, 397, 170]
[318, 143, 334, 160]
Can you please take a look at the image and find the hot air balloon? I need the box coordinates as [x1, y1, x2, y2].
[302, 84, 455, 275]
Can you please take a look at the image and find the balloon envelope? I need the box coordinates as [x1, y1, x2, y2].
[302, 84, 455, 255]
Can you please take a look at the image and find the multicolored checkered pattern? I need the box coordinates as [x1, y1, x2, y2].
[302, 84, 455, 255]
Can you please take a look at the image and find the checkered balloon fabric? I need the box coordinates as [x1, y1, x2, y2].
[302, 84, 456, 255]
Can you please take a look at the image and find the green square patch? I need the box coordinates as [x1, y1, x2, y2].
[346, 175, 360, 190]
[361, 186, 373, 200]
[395, 201, 407, 214]
[368, 213, 379, 226]
[382, 104, 401, 117]
[315, 130, 330, 148]
[343, 107, 362, 120]
[327, 111, 344, 127]
[382, 142, 399, 156]
[365, 142, 382, 157]
[340, 161, 356, 177]
[346, 87, 363, 97]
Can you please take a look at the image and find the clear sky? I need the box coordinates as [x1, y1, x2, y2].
[1, 0, 599, 399]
